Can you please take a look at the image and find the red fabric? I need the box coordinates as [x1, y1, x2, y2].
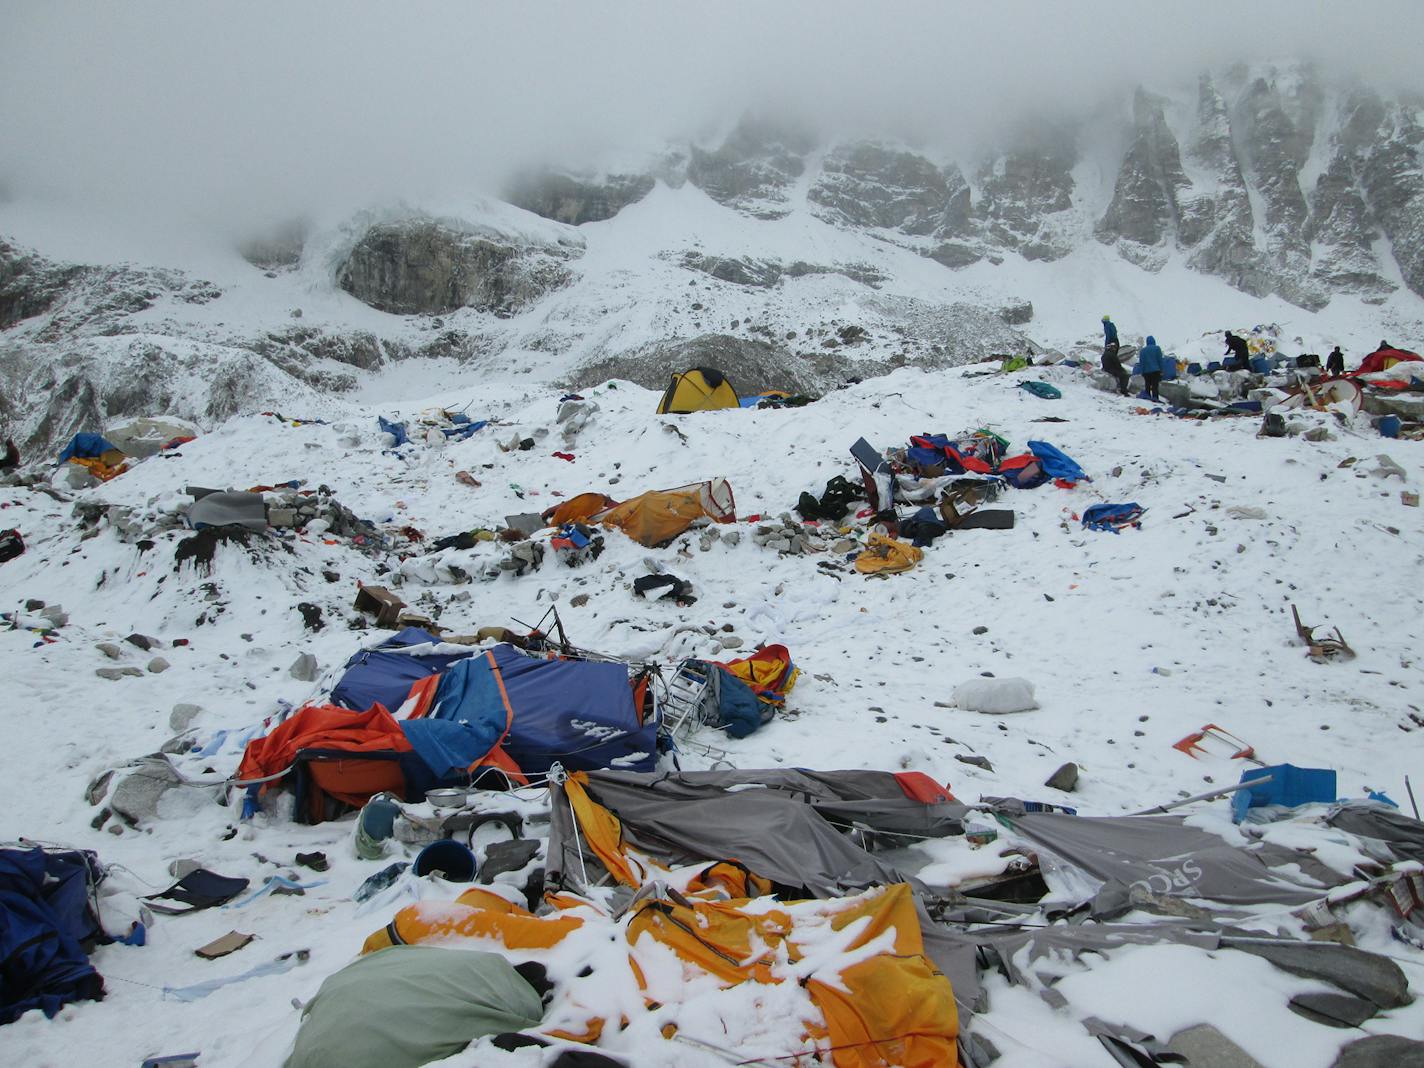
[1354, 348, 1423, 376]
[996, 454, 1036, 472]
[1054, 478, 1078, 489]
[894, 771, 956, 804]
[237, 703, 411, 784]
[946, 448, 993, 474]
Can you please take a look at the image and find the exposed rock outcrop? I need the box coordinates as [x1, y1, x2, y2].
[686, 116, 814, 219]
[809, 142, 967, 236]
[338, 220, 579, 316]
[1097, 89, 1190, 261]
[504, 169, 656, 225]
[974, 124, 1078, 261]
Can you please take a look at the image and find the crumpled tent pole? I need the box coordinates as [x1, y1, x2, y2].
[1128, 775, 1273, 816]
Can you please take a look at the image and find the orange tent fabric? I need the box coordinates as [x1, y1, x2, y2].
[594, 479, 735, 547]
[544, 492, 618, 526]
[237, 704, 411, 787]
[854, 532, 923, 575]
[363, 887, 585, 955]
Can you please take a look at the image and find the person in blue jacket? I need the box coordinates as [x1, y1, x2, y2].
[1139, 335, 1165, 402]
[1101, 315, 1128, 395]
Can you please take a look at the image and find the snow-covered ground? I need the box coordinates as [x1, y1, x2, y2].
[3, 350, 1424, 1066]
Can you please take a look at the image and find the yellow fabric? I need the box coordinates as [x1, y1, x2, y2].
[563, 772, 650, 888]
[596, 486, 722, 547]
[854, 532, 923, 575]
[627, 897, 792, 986]
[361, 891, 584, 954]
[69, 454, 129, 482]
[684, 860, 774, 900]
[656, 370, 740, 413]
[798, 884, 959, 1068]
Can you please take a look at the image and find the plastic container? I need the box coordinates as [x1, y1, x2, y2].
[413, 839, 478, 881]
[1379, 415, 1402, 439]
[1231, 764, 1336, 824]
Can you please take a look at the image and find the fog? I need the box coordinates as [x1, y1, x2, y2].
[2, 0, 1421, 244]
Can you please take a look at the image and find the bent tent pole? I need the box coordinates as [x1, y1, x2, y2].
[1128, 775, 1273, 817]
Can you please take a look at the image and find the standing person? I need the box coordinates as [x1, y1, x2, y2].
[1139, 335, 1165, 401]
[1326, 346, 1345, 376]
[1223, 331, 1250, 370]
[1101, 314, 1129, 395]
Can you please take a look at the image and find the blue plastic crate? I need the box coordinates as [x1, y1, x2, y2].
[1231, 764, 1337, 823]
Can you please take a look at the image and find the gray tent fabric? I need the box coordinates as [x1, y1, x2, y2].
[188, 491, 268, 531]
[1326, 802, 1424, 865]
[1003, 811, 1346, 914]
[547, 768, 965, 900]
[284, 946, 543, 1068]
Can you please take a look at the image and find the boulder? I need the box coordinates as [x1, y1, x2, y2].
[338, 220, 578, 316]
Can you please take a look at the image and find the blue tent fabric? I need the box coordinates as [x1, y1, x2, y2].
[1081, 502, 1146, 533]
[400, 718, 505, 781]
[1027, 440, 1089, 483]
[442, 420, 488, 441]
[378, 417, 409, 447]
[0, 847, 106, 1024]
[428, 645, 655, 775]
[330, 628, 473, 713]
[56, 433, 120, 463]
[704, 666, 767, 738]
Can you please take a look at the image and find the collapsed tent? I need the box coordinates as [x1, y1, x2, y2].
[103, 416, 198, 458]
[546, 768, 961, 898]
[0, 847, 107, 1025]
[285, 945, 543, 1068]
[655, 367, 740, 413]
[594, 478, 735, 546]
[237, 703, 515, 822]
[330, 627, 472, 714]
[56, 432, 128, 482]
[364, 882, 959, 1068]
[1354, 347, 1423, 377]
[411, 645, 657, 775]
[665, 645, 800, 739]
[187, 490, 268, 531]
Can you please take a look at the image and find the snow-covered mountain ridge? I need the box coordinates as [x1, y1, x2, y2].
[3, 61, 1423, 457]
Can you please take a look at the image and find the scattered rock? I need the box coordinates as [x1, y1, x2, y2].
[297, 603, 324, 631]
[289, 652, 320, 682]
[1045, 762, 1079, 792]
[718, 635, 744, 650]
[147, 657, 171, 674]
[569, 593, 590, 608]
[972, 625, 989, 635]
[170, 703, 203, 731]
[96, 642, 124, 660]
[125, 633, 156, 651]
[96, 667, 143, 680]
[955, 754, 994, 771]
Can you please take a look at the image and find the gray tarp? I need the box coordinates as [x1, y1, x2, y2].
[1326, 802, 1424, 865]
[188, 490, 268, 531]
[284, 945, 542, 1068]
[1005, 811, 1347, 914]
[547, 768, 965, 900]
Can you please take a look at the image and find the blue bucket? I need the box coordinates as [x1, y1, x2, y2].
[1187, 362, 1202, 376]
[1379, 415, 1402, 438]
[413, 839, 477, 882]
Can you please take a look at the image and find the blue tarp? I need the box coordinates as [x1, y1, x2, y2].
[1027, 440, 1088, 483]
[330, 628, 473, 713]
[0, 848, 106, 1024]
[400, 717, 507, 781]
[56, 433, 119, 463]
[378, 417, 409, 447]
[428, 645, 655, 775]
[1232, 764, 1337, 823]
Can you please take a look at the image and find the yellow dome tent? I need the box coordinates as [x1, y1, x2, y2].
[656, 366, 740, 413]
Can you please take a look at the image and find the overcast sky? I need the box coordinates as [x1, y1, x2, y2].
[2, 1, 1421, 242]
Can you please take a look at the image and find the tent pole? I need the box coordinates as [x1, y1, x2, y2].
[1407, 775, 1420, 820]
[1128, 775, 1273, 816]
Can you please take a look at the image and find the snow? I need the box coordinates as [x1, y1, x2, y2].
[4, 347, 1424, 1065]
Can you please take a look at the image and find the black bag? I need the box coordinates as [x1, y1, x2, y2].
[0, 529, 23, 563]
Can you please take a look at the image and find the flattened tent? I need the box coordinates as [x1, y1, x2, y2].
[594, 478, 735, 546]
[330, 627, 473, 714]
[417, 645, 657, 776]
[1355, 347, 1423, 377]
[655, 367, 740, 413]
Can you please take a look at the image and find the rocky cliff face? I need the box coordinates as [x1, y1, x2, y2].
[337, 220, 580, 316]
